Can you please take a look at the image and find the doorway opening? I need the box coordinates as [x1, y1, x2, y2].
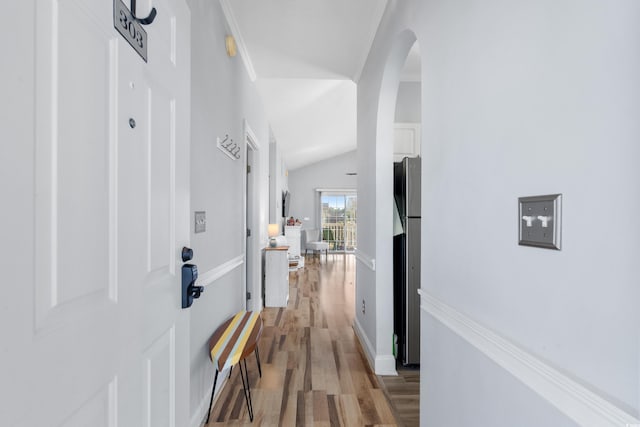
[376, 32, 422, 427]
[244, 121, 260, 311]
[392, 40, 422, 367]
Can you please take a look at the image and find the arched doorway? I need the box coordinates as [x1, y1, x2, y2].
[353, 29, 422, 381]
[375, 30, 422, 425]
[392, 41, 422, 366]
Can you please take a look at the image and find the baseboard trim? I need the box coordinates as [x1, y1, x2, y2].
[190, 392, 208, 427]
[354, 249, 375, 271]
[375, 354, 397, 376]
[196, 255, 244, 287]
[191, 369, 231, 427]
[353, 317, 397, 376]
[353, 317, 375, 370]
[418, 289, 640, 427]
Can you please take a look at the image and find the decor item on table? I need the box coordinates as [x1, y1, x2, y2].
[268, 223, 279, 247]
[286, 216, 303, 226]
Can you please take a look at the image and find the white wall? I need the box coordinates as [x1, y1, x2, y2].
[421, 311, 580, 427]
[186, 0, 271, 423]
[395, 81, 421, 123]
[288, 150, 357, 231]
[359, 0, 640, 424]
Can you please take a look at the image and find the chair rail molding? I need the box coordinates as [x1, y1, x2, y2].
[354, 249, 375, 271]
[418, 289, 640, 427]
[196, 255, 245, 287]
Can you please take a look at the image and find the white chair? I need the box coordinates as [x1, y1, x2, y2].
[303, 229, 329, 262]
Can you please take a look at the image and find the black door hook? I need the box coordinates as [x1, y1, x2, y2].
[130, 0, 157, 25]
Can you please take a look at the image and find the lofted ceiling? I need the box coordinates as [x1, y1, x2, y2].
[221, 0, 388, 170]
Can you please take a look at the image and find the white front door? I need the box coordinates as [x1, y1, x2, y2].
[138, 0, 191, 425]
[5, 0, 190, 425]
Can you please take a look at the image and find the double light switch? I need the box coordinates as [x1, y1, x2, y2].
[518, 194, 562, 250]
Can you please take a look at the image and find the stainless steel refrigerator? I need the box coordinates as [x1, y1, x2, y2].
[393, 157, 421, 366]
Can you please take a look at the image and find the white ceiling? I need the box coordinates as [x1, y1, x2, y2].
[222, 0, 388, 170]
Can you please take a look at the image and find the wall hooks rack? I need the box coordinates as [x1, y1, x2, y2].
[217, 134, 241, 160]
[130, 0, 157, 25]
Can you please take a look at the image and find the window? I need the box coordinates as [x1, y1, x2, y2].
[320, 192, 357, 252]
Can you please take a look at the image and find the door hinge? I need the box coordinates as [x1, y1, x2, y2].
[246, 228, 251, 237]
[246, 291, 252, 300]
[247, 165, 251, 174]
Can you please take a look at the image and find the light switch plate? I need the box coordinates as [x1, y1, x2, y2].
[194, 211, 206, 233]
[518, 194, 561, 250]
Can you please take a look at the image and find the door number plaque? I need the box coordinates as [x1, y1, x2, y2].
[114, 0, 148, 62]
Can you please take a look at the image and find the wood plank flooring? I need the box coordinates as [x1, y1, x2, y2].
[379, 366, 420, 427]
[206, 254, 410, 426]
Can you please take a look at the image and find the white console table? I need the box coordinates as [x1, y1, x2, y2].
[264, 246, 289, 307]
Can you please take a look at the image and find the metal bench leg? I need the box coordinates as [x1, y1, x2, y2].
[239, 359, 254, 421]
[205, 370, 219, 424]
[255, 347, 262, 378]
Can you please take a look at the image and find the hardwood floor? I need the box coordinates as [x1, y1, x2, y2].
[206, 254, 410, 426]
[379, 366, 420, 427]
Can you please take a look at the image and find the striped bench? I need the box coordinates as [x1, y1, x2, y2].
[206, 310, 263, 423]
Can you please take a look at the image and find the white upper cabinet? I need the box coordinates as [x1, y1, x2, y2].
[393, 123, 421, 162]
